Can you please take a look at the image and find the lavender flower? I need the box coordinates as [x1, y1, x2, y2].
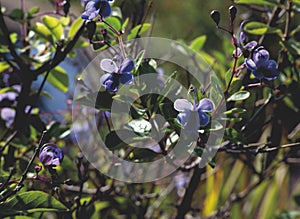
[245, 46, 280, 81]
[100, 58, 134, 92]
[233, 21, 257, 57]
[39, 143, 64, 166]
[174, 96, 214, 134]
[0, 85, 21, 103]
[81, 0, 113, 20]
[0, 107, 16, 128]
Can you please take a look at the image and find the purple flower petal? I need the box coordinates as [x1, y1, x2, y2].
[245, 58, 257, 72]
[174, 99, 193, 112]
[81, 1, 100, 20]
[177, 111, 200, 133]
[119, 58, 134, 73]
[119, 73, 134, 84]
[1, 107, 15, 128]
[39, 144, 64, 166]
[244, 41, 257, 50]
[233, 48, 242, 57]
[239, 31, 246, 44]
[98, 1, 112, 18]
[100, 59, 117, 73]
[197, 98, 214, 112]
[198, 111, 210, 126]
[263, 60, 280, 81]
[100, 73, 113, 86]
[253, 47, 269, 67]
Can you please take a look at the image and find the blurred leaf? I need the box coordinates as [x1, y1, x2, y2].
[129, 148, 158, 161]
[122, 18, 129, 31]
[281, 39, 300, 56]
[68, 17, 84, 39]
[42, 15, 64, 41]
[105, 17, 121, 31]
[244, 22, 283, 36]
[8, 9, 25, 23]
[134, 50, 145, 73]
[47, 66, 68, 92]
[283, 96, 299, 112]
[227, 90, 250, 102]
[235, 0, 282, 6]
[30, 22, 53, 43]
[60, 16, 70, 26]
[190, 35, 207, 52]
[105, 130, 132, 150]
[127, 23, 151, 40]
[0, 62, 10, 73]
[0, 191, 67, 216]
[224, 107, 246, 115]
[208, 120, 223, 131]
[27, 7, 39, 18]
[10, 33, 18, 44]
[277, 211, 300, 219]
[111, 7, 122, 19]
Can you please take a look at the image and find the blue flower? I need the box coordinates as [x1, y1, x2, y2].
[100, 58, 134, 92]
[245, 46, 280, 81]
[81, 0, 113, 20]
[233, 21, 257, 57]
[39, 143, 64, 166]
[174, 97, 214, 134]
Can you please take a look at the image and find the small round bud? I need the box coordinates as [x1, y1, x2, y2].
[101, 28, 107, 36]
[229, 6, 237, 22]
[210, 10, 220, 26]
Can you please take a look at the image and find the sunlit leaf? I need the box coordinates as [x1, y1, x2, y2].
[227, 90, 250, 102]
[47, 66, 69, 92]
[127, 23, 151, 40]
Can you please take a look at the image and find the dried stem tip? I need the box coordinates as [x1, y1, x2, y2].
[210, 10, 220, 26]
[229, 5, 237, 22]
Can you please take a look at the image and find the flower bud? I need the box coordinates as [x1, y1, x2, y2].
[86, 21, 96, 41]
[229, 6, 237, 22]
[210, 10, 220, 26]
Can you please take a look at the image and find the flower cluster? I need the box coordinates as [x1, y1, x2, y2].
[245, 46, 280, 81]
[233, 21, 257, 57]
[39, 143, 64, 167]
[233, 22, 280, 81]
[174, 94, 215, 134]
[81, 0, 114, 20]
[100, 58, 134, 92]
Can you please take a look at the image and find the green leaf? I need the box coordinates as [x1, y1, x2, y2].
[190, 35, 207, 51]
[126, 119, 152, 135]
[281, 39, 300, 55]
[42, 15, 64, 41]
[134, 50, 145, 73]
[0, 62, 10, 72]
[60, 16, 70, 26]
[47, 66, 68, 92]
[227, 90, 250, 102]
[127, 23, 151, 40]
[244, 21, 283, 36]
[68, 17, 84, 39]
[30, 22, 53, 43]
[27, 6, 39, 18]
[0, 191, 67, 216]
[105, 17, 121, 31]
[224, 108, 246, 115]
[9, 9, 25, 23]
[235, 0, 282, 6]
